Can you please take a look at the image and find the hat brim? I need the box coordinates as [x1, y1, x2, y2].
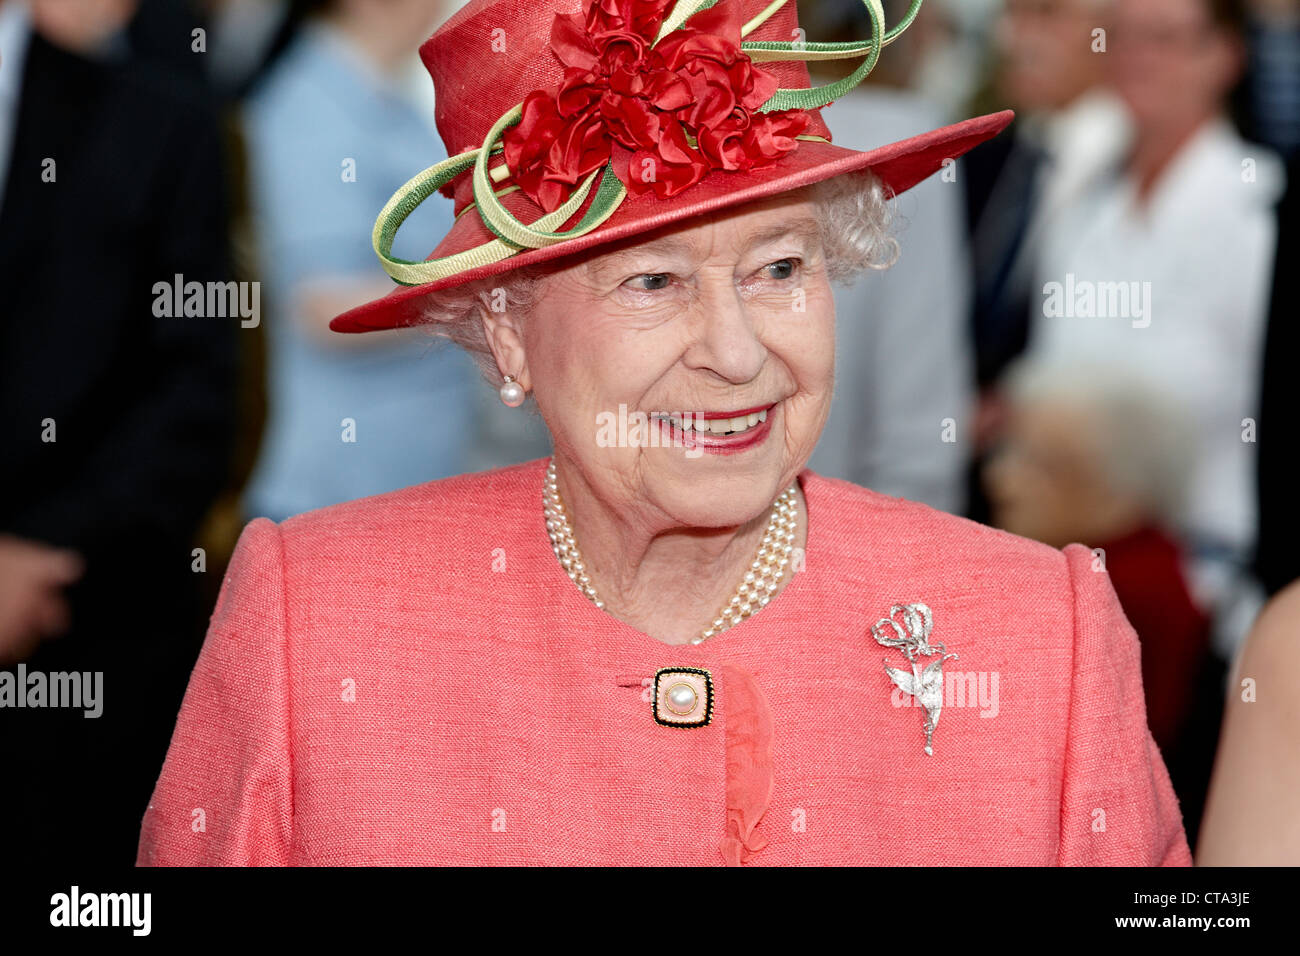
[330, 109, 1014, 334]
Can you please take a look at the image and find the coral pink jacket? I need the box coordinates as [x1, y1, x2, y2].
[137, 458, 1192, 865]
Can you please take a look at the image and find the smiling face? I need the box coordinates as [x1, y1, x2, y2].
[485, 188, 835, 533]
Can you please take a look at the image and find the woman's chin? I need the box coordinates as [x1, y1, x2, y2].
[644, 467, 792, 531]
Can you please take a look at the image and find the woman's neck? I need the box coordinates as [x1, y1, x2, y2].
[551, 459, 808, 645]
[1129, 110, 1216, 205]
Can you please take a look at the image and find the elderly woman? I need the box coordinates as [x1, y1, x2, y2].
[137, 0, 1190, 865]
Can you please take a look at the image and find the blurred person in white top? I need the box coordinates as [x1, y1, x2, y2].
[1028, 0, 1285, 656]
[990, 0, 1134, 268]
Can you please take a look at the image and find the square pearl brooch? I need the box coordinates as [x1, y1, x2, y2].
[653, 667, 714, 728]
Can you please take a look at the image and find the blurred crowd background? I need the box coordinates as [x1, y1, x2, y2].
[0, 0, 1296, 865]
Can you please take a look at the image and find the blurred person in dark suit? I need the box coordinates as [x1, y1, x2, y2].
[966, 0, 1130, 391]
[0, 0, 237, 866]
[984, 360, 1219, 844]
[960, 0, 1132, 524]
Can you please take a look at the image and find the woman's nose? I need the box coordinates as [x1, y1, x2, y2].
[682, 281, 767, 384]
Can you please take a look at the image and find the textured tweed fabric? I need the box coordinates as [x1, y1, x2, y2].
[137, 458, 1191, 865]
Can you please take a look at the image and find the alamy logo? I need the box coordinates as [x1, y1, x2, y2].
[595, 404, 705, 459]
[888, 668, 1000, 718]
[50, 886, 151, 936]
[1042, 273, 1152, 328]
[0, 665, 102, 718]
[152, 273, 260, 327]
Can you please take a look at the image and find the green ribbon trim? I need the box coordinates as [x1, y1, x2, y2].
[471, 103, 629, 250]
[742, 0, 923, 113]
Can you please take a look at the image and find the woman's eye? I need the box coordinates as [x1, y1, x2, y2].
[625, 273, 670, 291]
[765, 258, 798, 280]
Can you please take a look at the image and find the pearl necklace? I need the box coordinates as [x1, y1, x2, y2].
[543, 459, 799, 645]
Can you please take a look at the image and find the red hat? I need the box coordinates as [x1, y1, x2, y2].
[330, 0, 1013, 334]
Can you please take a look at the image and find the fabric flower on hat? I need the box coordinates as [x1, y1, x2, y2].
[502, 0, 811, 211]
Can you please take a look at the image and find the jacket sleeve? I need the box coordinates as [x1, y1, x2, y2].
[1055, 543, 1193, 865]
[136, 518, 292, 865]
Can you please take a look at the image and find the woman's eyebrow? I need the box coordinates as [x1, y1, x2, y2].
[587, 237, 694, 278]
[746, 218, 823, 249]
[589, 218, 823, 277]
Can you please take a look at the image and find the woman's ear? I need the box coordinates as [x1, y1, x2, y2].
[478, 295, 532, 391]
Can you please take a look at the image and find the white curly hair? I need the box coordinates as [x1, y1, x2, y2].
[414, 168, 899, 379]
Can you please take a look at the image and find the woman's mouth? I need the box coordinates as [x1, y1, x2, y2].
[652, 403, 776, 454]
[664, 406, 768, 436]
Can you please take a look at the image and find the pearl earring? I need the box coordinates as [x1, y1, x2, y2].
[499, 374, 526, 408]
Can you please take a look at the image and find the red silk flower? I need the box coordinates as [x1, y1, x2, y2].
[501, 0, 811, 211]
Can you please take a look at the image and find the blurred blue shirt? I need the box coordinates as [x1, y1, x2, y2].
[241, 21, 476, 521]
